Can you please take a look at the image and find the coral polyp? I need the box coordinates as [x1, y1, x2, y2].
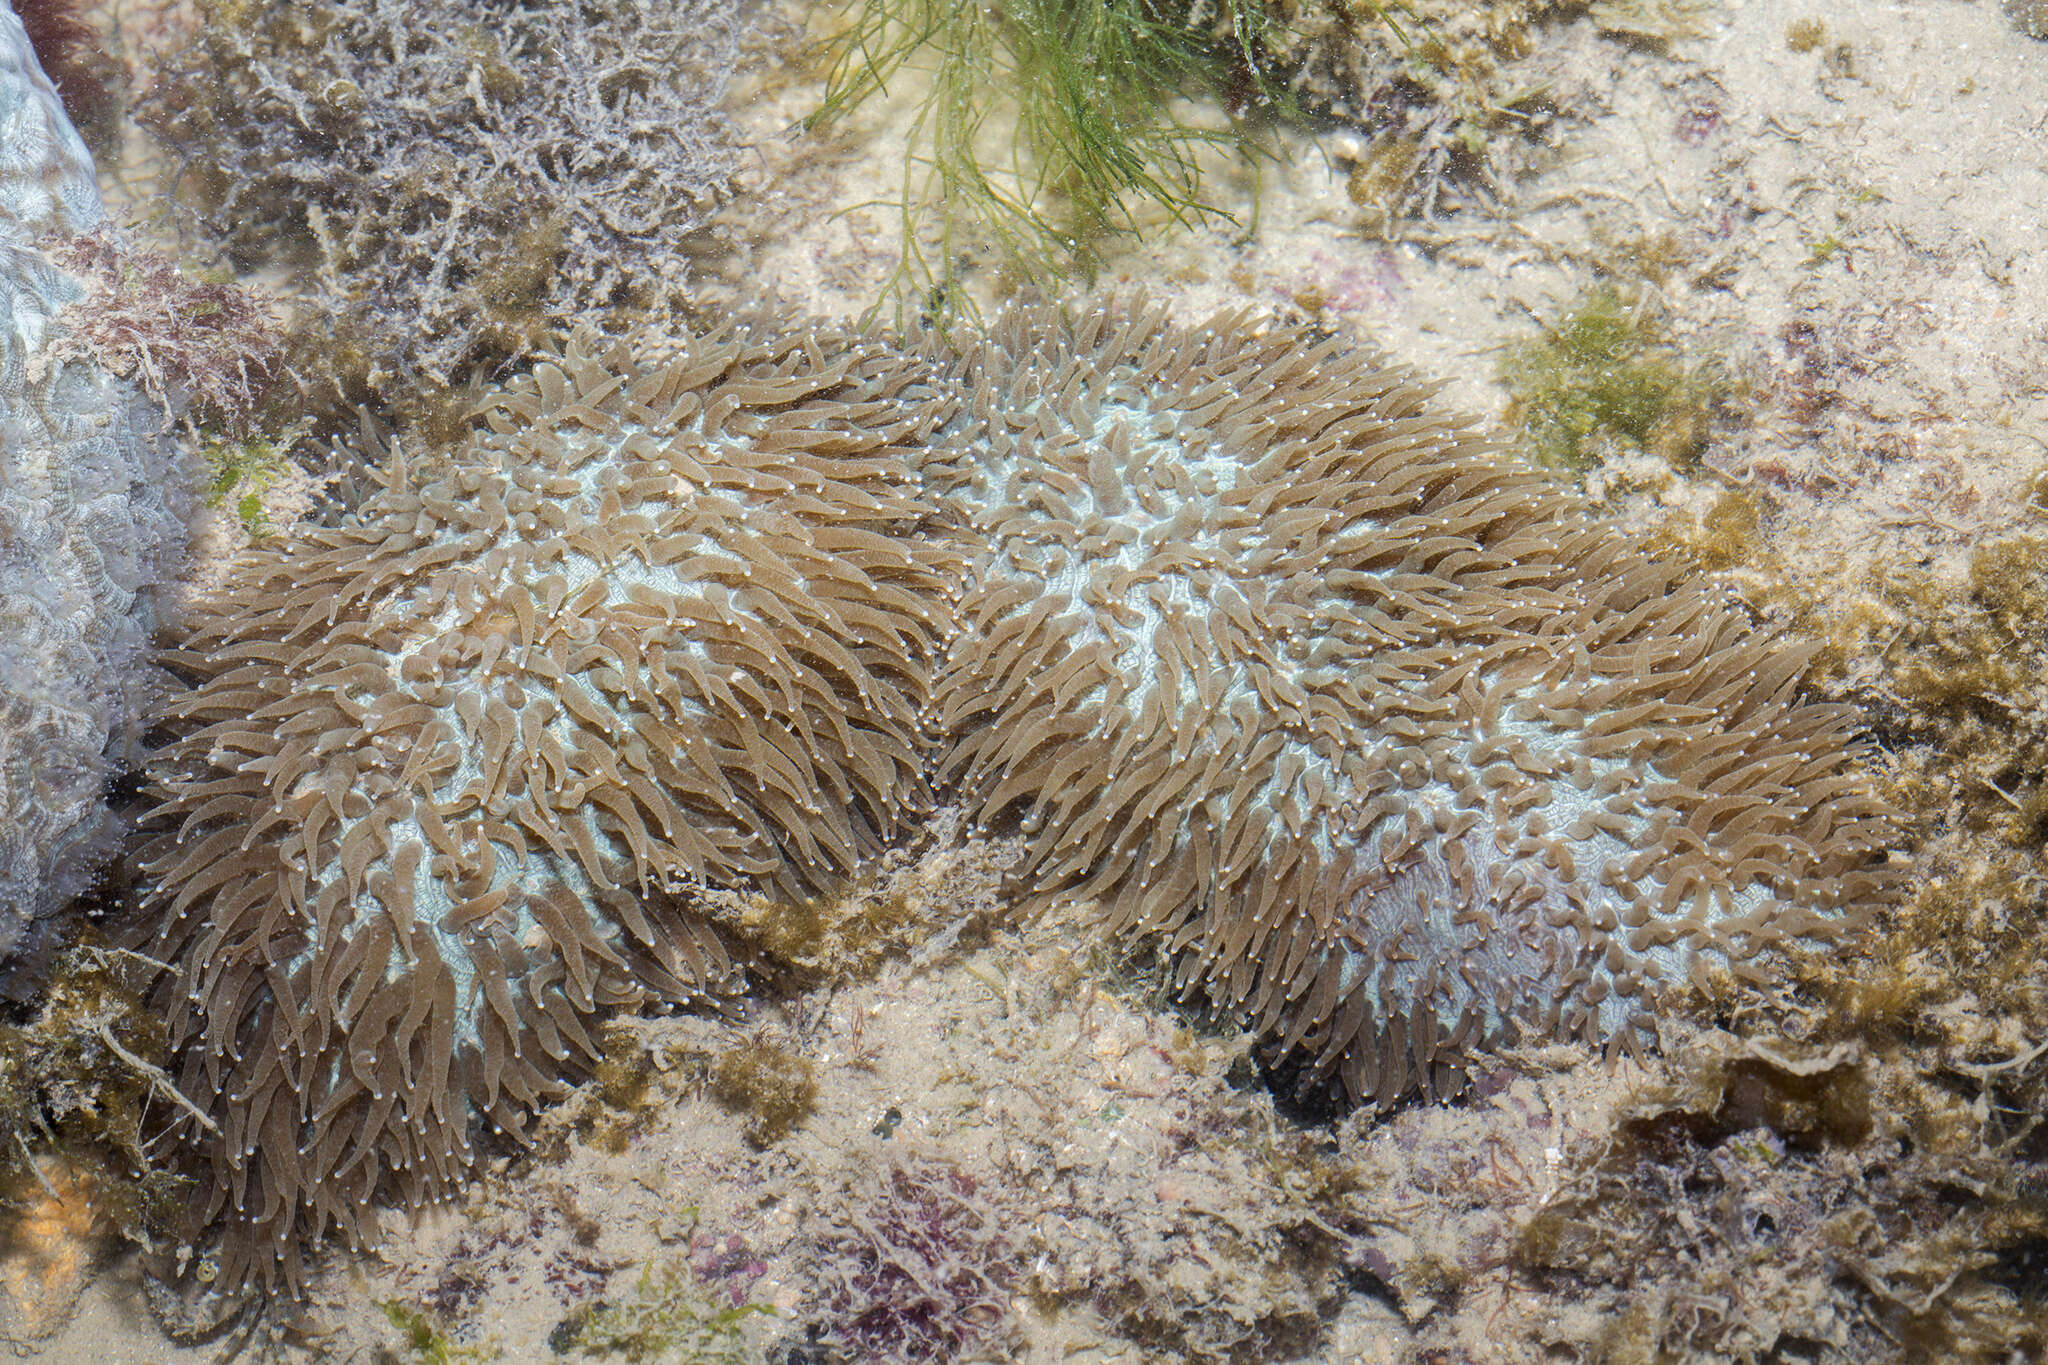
[133, 322, 958, 1292]
[928, 299, 1900, 1104]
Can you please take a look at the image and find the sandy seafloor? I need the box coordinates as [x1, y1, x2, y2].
[8, 0, 2048, 1360]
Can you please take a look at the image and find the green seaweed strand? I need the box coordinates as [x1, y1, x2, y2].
[810, 0, 1288, 315]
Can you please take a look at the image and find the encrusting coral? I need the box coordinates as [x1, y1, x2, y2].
[0, 5, 192, 981]
[926, 299, 1900, 1105]
[131, 321, 959, 1294]
[134, 297, 1900, 1300]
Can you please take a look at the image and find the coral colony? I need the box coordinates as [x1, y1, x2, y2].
[135, 323, 958, 1290]
[134, 298, 1900, 1294]
[0, 2, 188, 974]
[927, 302, 1896, 1104]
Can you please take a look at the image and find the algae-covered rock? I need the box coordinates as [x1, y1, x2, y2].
[2005, 0, 2048, 41]
[139, 0, 759, 431]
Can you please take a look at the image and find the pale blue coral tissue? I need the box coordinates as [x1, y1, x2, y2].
[0, 0, 189, 979]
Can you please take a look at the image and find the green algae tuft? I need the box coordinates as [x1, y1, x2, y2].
[707, 1043, 819, 1148]
[1502, 284, 1723, 475]
[553, 1253, 770, 1364]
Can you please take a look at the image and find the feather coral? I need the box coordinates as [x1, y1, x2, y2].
[132, 322, 959, 1293]
[927, 298, 1901, 1105]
